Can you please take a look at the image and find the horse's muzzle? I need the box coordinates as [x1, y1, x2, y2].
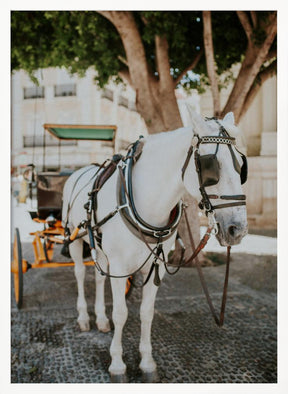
[216, 221, 248, 246]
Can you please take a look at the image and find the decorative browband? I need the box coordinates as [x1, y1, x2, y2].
[200, 136, 236, 145]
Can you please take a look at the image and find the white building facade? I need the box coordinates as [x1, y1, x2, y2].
[11, 68, 148, 171]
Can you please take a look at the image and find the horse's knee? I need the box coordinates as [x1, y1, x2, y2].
[95, 270, 106, 285]
[69, 238, 84, 262]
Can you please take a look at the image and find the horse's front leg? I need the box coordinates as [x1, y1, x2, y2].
[69, 239, 90, 332]
[109, 277, 128, 382]
[139, 263, 165, 382]
[94, 248, 110, 332]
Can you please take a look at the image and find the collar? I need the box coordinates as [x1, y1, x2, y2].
[118, 138, 183, 244]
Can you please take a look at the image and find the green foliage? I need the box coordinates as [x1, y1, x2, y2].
[11, 11, 124, 87]
[11, 11, 275, 93]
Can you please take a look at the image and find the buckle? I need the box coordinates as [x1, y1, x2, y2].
[153, 229, 171, 238]
[191, 135, 199, 147]
[207, 211, 218, 235]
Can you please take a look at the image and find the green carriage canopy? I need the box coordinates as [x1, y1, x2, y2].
[43, 124, 117, 141]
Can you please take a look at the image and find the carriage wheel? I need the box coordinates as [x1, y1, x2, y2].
[125, 276, 133, 298]
[12, 228, 23, 309]
[43, 238, 55, 262]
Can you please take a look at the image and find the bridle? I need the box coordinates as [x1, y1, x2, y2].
[181, 118, 247, 233]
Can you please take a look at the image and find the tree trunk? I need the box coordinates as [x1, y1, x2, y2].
[98, 11, 203, 262]
[239, 59, 276, 120]
[98, 11, 183, 133]
[203, 11, 221, 117]
[221, 12, 277, 122]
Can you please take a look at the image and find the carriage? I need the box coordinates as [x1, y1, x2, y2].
[11, 124, 132, 309]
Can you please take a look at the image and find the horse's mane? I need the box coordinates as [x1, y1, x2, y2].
[142, 127, 192, 155]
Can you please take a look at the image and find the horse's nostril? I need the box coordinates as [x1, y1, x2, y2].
[228, 225, 238, 237]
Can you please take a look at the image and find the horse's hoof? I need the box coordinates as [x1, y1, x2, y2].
[142, 370, 159, 383]
[110, 373, 128, 383]
[96, 319, 111, 333]
[78, 320, 90, 332]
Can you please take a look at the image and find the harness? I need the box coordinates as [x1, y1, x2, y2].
[63, 118, 248, 326]
[118, 138, 183, 244]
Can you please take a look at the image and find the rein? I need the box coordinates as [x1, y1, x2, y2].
[182, 207, 231, 327]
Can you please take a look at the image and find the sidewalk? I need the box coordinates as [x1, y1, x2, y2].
[11, 242, 277, 383]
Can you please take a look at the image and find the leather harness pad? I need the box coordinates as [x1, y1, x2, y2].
[117, 141, 183, 244]
[93, 154, 123, 193]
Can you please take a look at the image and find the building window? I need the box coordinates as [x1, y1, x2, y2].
[23, 135, 76, 147]
[54, 83, 77, 97]
[118, 95, 129, 108]
[130, 101, 137, 112]
[101, 88, 114, 101]
[24, 86, 45, 99]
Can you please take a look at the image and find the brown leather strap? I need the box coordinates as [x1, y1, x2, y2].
[181, 145, 194, 180]
[208, 194, 246, 200]
[183, 208, 231, 327]
[212, 201, 246, 210]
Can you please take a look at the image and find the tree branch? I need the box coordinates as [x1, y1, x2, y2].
[118, 68, 132, 86]
[250, 11, 257, 28]
[154, 34, 183, 130]
[174, 49, 203, 87]
[266, 48, 277, 62]
[97, 10, 114, 23]
[97, 11, 151, 87]
[117, 55, 128, 67]
[239, 59, 277, 120]
[97, 10, 168, 133]
[237, 11, 253, 42]
[155, 35, 173, 86]
[203, 11, 221, 116]
[222, 12, 277, 122]
[253, 13, 277, 69]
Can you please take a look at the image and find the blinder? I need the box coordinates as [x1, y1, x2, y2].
[196, 150, 247, 188]
[182, 118, 248, 216]
[197, 153, 220, 187]
[239, 154, 248, 185]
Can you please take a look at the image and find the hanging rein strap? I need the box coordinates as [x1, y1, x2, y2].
[183, 208, 231, 327]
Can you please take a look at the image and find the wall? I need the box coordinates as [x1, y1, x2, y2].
[11, 68, 147, 171]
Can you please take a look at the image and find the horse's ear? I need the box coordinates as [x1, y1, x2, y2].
[223, 112, 235, 125]
[222, 112, 241, 137]
[190, 111, 208, 136]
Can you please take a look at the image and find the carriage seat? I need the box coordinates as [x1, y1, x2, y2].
[37, 170, 73, 220]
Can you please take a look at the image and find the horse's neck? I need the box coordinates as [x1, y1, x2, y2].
[132, 128, 192, 227]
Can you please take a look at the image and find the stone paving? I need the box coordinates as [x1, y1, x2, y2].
[11, 243, 277, 383]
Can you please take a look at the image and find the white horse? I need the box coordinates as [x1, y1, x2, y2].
[62, 112, 248, 382]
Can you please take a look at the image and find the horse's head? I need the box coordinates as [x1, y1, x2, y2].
[183, 112, 248, 246]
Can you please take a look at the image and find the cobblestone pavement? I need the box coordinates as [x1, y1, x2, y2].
[11, 243, 277, 383]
